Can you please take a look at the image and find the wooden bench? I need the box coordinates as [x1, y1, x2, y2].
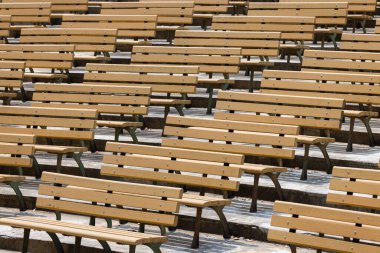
[327, 166, 380, 211]
[62, 14, 157, 49]
[101, 141, 243, 248]
[174, 30, 281, 90]
[341, 32, 380, 53]
[31, 83, 151, 143]
[250, 2, 348, 50]
[84, 63, 199, 120]
[0, 61, 25, 105]
[19, 28, 117, 63]
[268, 165, 380, 253]
[0, 15, 11, 43]
[0, 106, 98, 178]
[0, 171, 181, 253]
[0, 44, 74, 98]
[211, 15, 315, 63]
[283, 0, 377, 33]
[302, 49, 380, 75]
[100, 1, 194, 42]
[261, 69, 379, 152]
[162, 115, 298, 212]
[131, 45, 241, 114]
[216, 91, 345, 180]
[3, 0, 88, 19]
[268, 200, 380, 253]
[0, 2, 51, 33]
[0, 133, 35, 211]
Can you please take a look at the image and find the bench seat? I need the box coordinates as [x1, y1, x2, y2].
[116, 40, 152, 46]
[24, 73, 68, 80]
[315, 28, 343, 34]
[151, 99, 191, 106]
[0, 174, 25, 183]
[0, 216, 167, 246]
[74, 55, 111, 62]
[178, 194, 231, 208]
[233, 163, 287, 174]
[97, 120, 143, 128]
[344, 109, 378, 118]
[33, 144, 87, 154]
[198, 78, 235, 85]
[348, 14, 373, 20]
[296, 136, 335, 145]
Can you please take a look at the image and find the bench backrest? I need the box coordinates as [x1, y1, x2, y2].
[281, 0, 377, 14]
[84, 63, 199, 96]
[100, 1, 194, 26]
[62, 14, 157, 40]
[0, 61, 25, 97]
[19, 28, 117, 53]
[211, 15, 315, 42]
[0, 15, 11, 41]
[162, 115, 298, 160]
[327, 166, 380, 211]
[261, 69, 380, 106]
[248, 2, 348, 27]
[38, 171, 182, 227]
[0, 44, 74, 71]
[173, 30, 281, 59]
[0, 133, 35, 169]
[2, 0, 88, 15]
[268, 200, 380, 253]
[0, 2, 51, 25]
[341, 33, 380, 52]
[101, 142, 244, 192]
[131, 46, 241, 74]
[302, 49, 380, 74]
[0, 106, 97, 141]
[31, 84, 151, 118]
[215, 90, 344, 130]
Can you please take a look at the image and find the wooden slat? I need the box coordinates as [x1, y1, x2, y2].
[39, 184, 179, 213]
[101, 165, 240, 191]
[166, 115, 300, 135]
[41, 171, 182, 199]
[37, 198, 177, 227]
[105, 142, 244, 165]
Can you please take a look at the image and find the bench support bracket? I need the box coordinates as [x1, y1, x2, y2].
[47, 232, 64, 253]
[7, 181, 27, 211]
[211, 206, 230, 239]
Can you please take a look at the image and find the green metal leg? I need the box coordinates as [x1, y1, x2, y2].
[126, 127, 138, 143]
[98, 240, 112, 253]
[47, 232, 64, 253]
[206, 85, 214, 115]
[22, 229, 30, 253]
[72, 153, 86, 177]
[139, 223, 145, 233]
[105, 218, 112, 228]
[74, 236, 82, 253]
[115, 128, 122, 142]
[174, 105, 184, 116]
[56, 154, 63, 173]
[146, 243, 163, 253]
[29, 155, 42, 179]
[129, 245, 136, 253]
[7, 181, 27, 211]
[159, 225, 166, 236]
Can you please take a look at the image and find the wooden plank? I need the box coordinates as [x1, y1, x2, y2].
[41, 171, 183, 199]
[103, 154, 242, 177]
[105, 142, 244, 165]
[166, 115, 300, 135]
[39, 184, 179, 213]
[101, 165, 240, 191]
[36, 198, 178, 227]
[162, 138, 296, 159]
